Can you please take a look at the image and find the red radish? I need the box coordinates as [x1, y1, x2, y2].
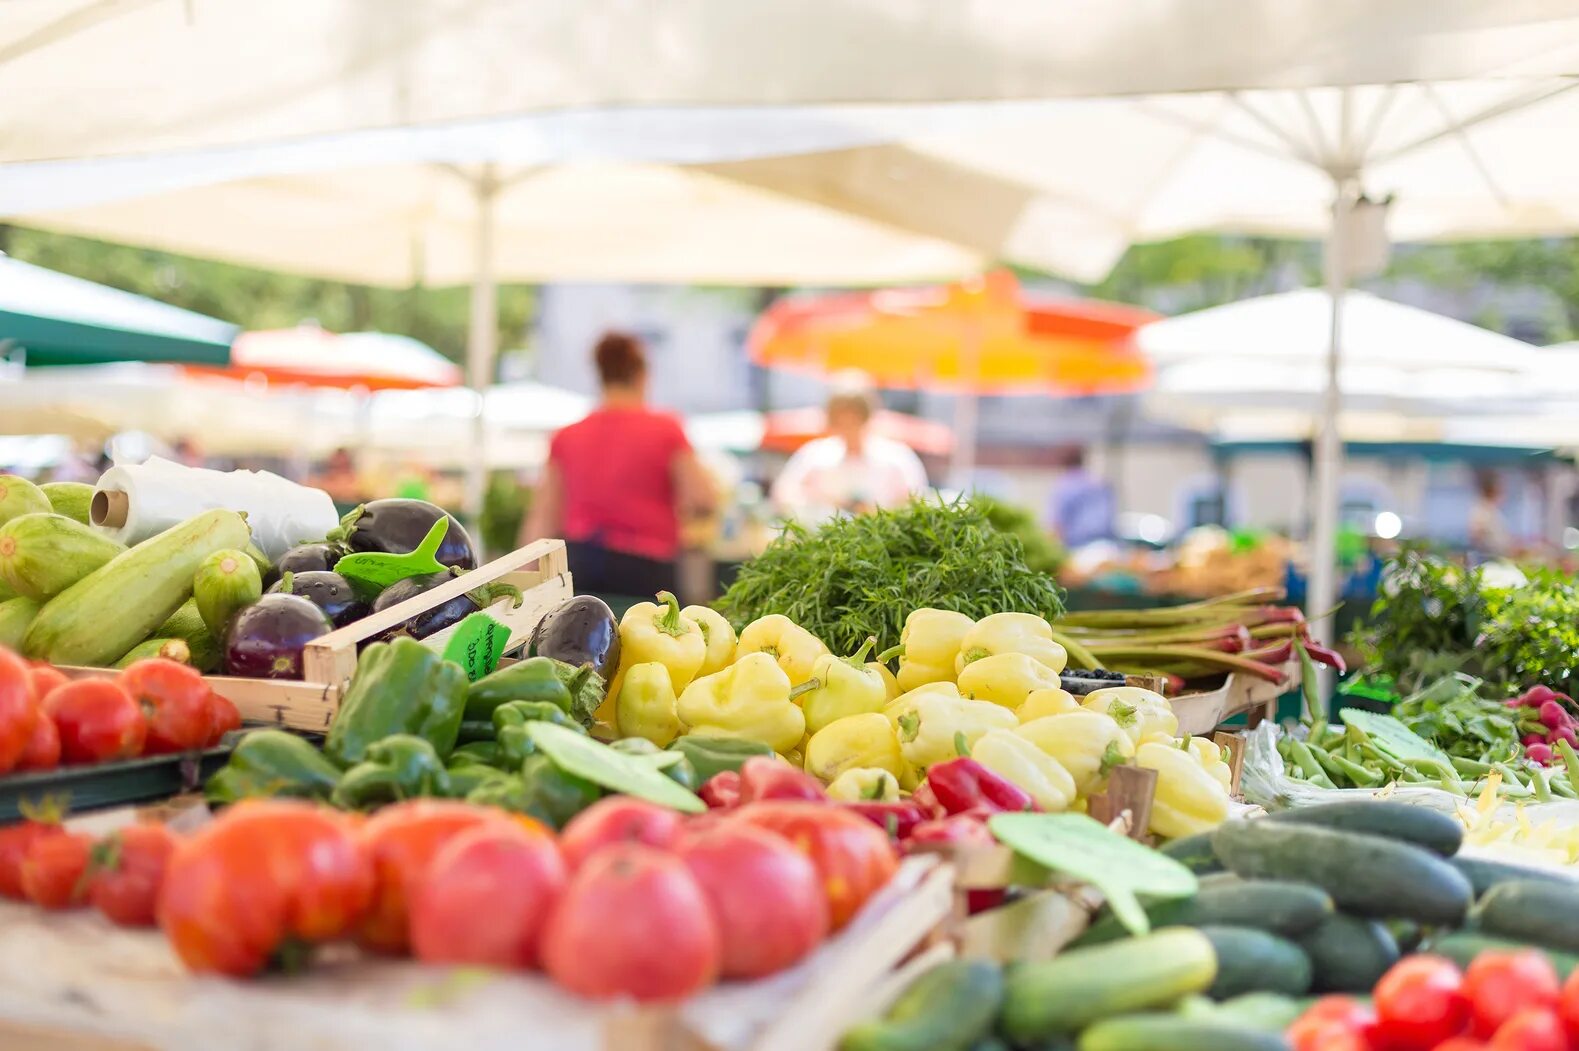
[1509, 698, 1529, 709]
[1554, 725, 1578, 748]
[1527, 743, 1555, 765]
[1524, 686, 1564, 706]
[1540, 702, 1567, 730]
[1524, 734, 1548, 748]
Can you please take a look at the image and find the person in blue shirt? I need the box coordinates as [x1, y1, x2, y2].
[1045, 445, 1115, 548]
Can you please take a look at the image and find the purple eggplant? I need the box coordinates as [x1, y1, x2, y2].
[331, 499, 476, 571]
[267, 570, 368, 628]
[529, 596, 620, 680]
[224, 593, 334, 680]
[264, 542, 347, 588]
[369, 571, 521, 642]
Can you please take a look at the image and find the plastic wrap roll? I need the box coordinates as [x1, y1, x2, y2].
[91, 457, 338, 560]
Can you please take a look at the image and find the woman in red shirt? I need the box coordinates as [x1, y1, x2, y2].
[522, 332, 713, 596]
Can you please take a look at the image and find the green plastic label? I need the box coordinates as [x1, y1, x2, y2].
[441, 611, 509, 682]
[335, 517, 451, 591]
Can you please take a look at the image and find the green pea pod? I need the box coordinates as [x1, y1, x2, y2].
[1328, 753, 1384, 788]
[331, 734, 452, 809]
[205, 729, 343, 805]
[1304, 743, 1351, 785]
[1494, 763, 1530, 790]
[1288, 740, 1330, 783]
[1531, 765, 1554, 803]
[1557, 739, 1579, 788]
[1553, 777, 1579, 800]
[1453, 757, 1495, 777]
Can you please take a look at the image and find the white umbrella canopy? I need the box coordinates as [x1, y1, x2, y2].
[7, 0, 1579, 165]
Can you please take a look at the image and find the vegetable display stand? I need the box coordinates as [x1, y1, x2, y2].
[0, 854, 953, 1051]
[55, 539, 573, 734]
[0, 748, 230, 824]
[1171, 656, 1300, 737]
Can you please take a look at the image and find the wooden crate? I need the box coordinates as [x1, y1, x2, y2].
[1172, 656, 1300, 737]
[0, 854, 953, 1051]
[58, 539, 573, 734]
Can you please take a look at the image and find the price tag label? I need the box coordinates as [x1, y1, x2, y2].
[442, 611, 510, 681]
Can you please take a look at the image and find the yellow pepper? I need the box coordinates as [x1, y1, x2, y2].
[894, 608, 974, 692]
[884, 683, 1018, 774]
[683, 604, 738, 677]
[1136, 740, 1231, 839]
[601, 591, 708, 721]
[955, 612, 1067, 674]
[1082, 686, 1178, 746]
[1016, 688, 1080, 723]
[1186, 736, 1235, 792]
[799, 637, 889, 736]
[971, 730, 1076, 812]
[1016, 711, 1134, 796]
[613, 662, 683, 747]
[825, 767, 900, 802]
[870, 660, 902, 702]
[804, 712, 903, 782]
[676, 652, 807, 754]
[956, 652, 1064, 709]
[737, 614, 829, 686]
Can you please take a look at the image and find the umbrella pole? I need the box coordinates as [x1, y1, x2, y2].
[464, 167, 499, 549]
[1308, 184, 1351, 707]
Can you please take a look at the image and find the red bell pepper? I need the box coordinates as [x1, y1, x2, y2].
[843, 801, 927, 842]
[905, 814, 995, 848]
[699, 771, 743, 809]
[908, 781, 945, 820]
[736, 756, 826, 804]
[925, 757, 1035, 816]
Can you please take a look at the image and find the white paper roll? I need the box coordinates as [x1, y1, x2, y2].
[92, 457, 339, 560]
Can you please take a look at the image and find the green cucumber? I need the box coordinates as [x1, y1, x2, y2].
[194, 548, 263, 639]
[1266, 799, 1462, 857]
[1078, 1013, 1290, 1051]
[1452, 856, 1579, 899]
[23, 509, 252, 666]
[113, 637, 192, 668]
[1000, 928, 1217, 1041]
[0, 475, 50, 526]
[1160, 831, 1224, 875]
[1198, 926, 1311, 999]
[839, 960, 1003, 1051]
[39, 482, 94, 525]
[1474, 880, 1579, 953]
[0, 513, 126, 601]
[1211, 820, 1472, 926]
[156, 599, 223, 672]
[1299, 913, 1400, 993]
[1075, 879, 1332, 947]
[1429, 932, 1579, 978]
[1202, 993, 1304, 1033]
[0, 596, 40, 649]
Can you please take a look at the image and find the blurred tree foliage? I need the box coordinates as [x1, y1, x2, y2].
[0, 226, 533, 365]
[1086, 234, 1321, 313]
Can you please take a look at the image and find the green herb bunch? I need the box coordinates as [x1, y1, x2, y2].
[716, 496, 1065, 655]
[973, 493, 1067, 577]
[1350, 549, 1485, 694]
[1479, 565, 1579, 693]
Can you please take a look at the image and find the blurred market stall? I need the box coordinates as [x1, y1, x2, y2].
[189, 326, 462, 390]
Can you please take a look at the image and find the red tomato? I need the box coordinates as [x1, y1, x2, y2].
[157, 800, 373, 976]
[20, 830, 94, 909]
[1560, 965, 1579, 1045]
[1373, 955, 1469, 1050]
[88, 824, 179, 927]
[541, 842, 720, 1000]
[1463, 950, 1559, 1036]
[0, 647, 38, 773]
[15, 709, 60, 771]
[1435, 1040, 1489, 1051]
[356, 799, 516, 954]
[558, 797, 682, 870]
[120, 659, 213, 755]
[731, 800, 898, 929]
[44, 679, 145, 763]
[409, 820, 565, 968]
[204, 691, 242, 747]
[27, 665, 69, 703]
[0, 803, 67, 899]
[1288, 997, 1378, 1051]
[1491, 1008, 1565, 1051]
[678, 823, 828, 979]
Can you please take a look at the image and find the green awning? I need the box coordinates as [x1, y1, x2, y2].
[0, 255, 235, 366]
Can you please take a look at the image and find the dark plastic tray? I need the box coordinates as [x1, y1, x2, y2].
[0, 745, 233, 822]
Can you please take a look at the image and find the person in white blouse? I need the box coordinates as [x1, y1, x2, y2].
[771, 376, 930, 521]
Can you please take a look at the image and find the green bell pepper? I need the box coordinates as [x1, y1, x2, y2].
[331, 734, 452, 809]
[609, 737, 700, 790]
[204, 729, 343, 805]
[465, 754, 601, 828]
[673, 735, 776, 782]
[325, 638, 469, 764]
[494, 699, 586, 765]
[456, 719, 496, 745]
[465, 657, 573, 722]
[451, 740, 503, 767]
[444, 760, 515, 798]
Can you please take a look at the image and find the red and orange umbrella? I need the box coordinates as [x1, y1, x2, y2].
[186, 325, 462, 391]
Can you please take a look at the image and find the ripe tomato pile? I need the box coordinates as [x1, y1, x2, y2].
[0, 649, 239, 773]
[1290, 950, 1579, 1051]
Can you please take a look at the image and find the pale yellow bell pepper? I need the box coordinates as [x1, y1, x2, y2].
[614, 661, 683, 747]
[600, 591, 708, 721]
[1016, 711, 1135, 796]
[870, 660, 902, 702]
[955, 612, 1067, 674]
[971, 730, 1077, 812]
[683, 604, 738, 677]
[1082, 686, 1179, 746]
[799, 638, 889, 736]
[1016, 687, 1081, 723]
[884, 683, 1018, 774]
[825, 767, 901, 802]
[894, 608, 974, 692]
[957, 652, 1064, 709]
[1186, 736, 1235, 792]
[737, 614, 829, 686]
[805, 712, 904, 782]
[676, 652, 807, 754]
[1136, 740, 1231, 839]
